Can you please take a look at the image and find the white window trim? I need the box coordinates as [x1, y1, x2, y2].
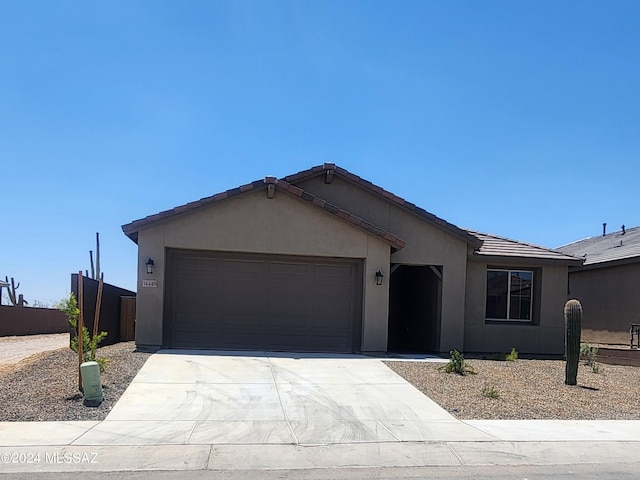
[486, 268, 534, 322]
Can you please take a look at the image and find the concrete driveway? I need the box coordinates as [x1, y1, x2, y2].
[76, 350, 493, 445]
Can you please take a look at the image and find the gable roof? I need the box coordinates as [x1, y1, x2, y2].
[283, 164, 483, 248]
[122, 177, 407, 251]
[557, 225, 640, 267]
[467, 230, 583, 265]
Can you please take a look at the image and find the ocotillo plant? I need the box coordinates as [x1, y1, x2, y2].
[564, 299, 582, 385]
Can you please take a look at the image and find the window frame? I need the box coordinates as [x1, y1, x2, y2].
[485, 268, 534, 322]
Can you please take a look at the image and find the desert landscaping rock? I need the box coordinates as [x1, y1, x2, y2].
[384, 358, 640, 420]
[1, 345, 639, 421]
[0, 342, 151, 421]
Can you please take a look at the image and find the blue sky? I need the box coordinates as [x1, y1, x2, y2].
[1, 0, 638, 306]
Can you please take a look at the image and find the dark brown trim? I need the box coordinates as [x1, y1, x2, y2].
[569, 256, 640, 272]
[470, 254, 583, 267]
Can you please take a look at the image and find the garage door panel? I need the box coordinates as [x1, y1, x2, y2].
[177, 256, 222, 273]
[313, 302, 354, 317]
[224, 258, 265, 275]
[313, 316, 353, 330]
[165, 250, 362, 352]
[268, 284, 310, 304]
[315, 263, 353, 277]
[269, 261, 311, 275]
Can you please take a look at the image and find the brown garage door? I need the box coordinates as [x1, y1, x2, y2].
[164, 250, 363, 352]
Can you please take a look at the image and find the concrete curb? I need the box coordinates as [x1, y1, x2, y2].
[1, 440, 640, 473]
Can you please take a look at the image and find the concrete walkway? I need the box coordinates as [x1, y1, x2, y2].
[0, 350, 639, 473]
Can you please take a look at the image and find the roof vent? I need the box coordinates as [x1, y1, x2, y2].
[602, 222, 607, 236]
[324, 163, 336, 184]
[264, 176, 277, 199]
[622, 224, 626, 235]
[325, 169, 335, 184]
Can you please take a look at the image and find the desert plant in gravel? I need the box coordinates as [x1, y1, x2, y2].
[580, 343, 600, 373]
[488, 347, 518, 361]
[482, 385, 500, 399]
[564, 299, 582, 385]
[441, 349, 476, 375]
[57, 293, 109, 372]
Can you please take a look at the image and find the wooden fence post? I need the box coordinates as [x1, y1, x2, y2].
[93, 273, 104, 339]
[78, 271, 84, 393]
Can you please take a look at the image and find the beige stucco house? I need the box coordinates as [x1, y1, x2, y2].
[122, 164, 582, 355]
[558, 225, 640, 345]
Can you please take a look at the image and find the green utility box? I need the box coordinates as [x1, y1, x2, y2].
[80, 361, 103, 406]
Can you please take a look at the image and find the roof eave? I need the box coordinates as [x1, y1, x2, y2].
[470, 252, 584, 267]
[121, 179, 267, 244]
[121, 178, 407, 251]
[570, 255, 640, 271]
[283, 164, 483, 249]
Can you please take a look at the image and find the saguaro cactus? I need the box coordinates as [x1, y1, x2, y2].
[564, 299, 582, 385]
[88, 232, 101, 280]
[5, 276, 27, 307]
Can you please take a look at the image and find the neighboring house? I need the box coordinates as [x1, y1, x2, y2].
[122, 164, 581, 355]
[558, 225, 640, 345]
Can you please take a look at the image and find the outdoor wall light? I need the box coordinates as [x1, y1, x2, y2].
[375, 270, 384, 286]
[145, 258, 155, 275]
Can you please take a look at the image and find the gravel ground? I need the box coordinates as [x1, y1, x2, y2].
[0, 342, 151, 421]
[384, 358, 640, 420]
[1, 345, 639, 421]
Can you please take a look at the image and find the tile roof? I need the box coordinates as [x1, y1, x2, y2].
[557, 225, 640, 267]
[282, 164, 483, 248]
[122, 177, 407, 251]
[467, 230, 583, 264]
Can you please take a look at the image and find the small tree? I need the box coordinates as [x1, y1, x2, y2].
[57, 292, 108, 372]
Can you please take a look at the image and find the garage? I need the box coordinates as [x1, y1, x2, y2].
[164, 249, 363, 352]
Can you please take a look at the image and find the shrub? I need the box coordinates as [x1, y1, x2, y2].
[488, 347, 518, 362]
[441, 350, 476, 375]
[482, 385, 500, 399]
[505, 347, 518, 362]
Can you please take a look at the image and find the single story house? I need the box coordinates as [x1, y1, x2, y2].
[122, 164, 582, 355]
[558, 225, 640, 345]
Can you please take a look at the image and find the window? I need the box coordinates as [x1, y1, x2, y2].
[486, 269, 533, 321]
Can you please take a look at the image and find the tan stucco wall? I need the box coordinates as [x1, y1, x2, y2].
[568, 263, 640, 345]
[296, 175, 468, 352]
[134, 189, 391, 351]
[464, 259, 569, 355]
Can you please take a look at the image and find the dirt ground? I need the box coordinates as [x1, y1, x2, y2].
[0, 333, 70, 368]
